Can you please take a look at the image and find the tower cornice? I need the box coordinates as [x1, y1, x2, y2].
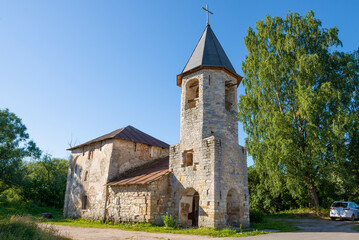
[177, 65, 242, 87]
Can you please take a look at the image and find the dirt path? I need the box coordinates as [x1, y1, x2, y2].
[46, 218, 359, 240]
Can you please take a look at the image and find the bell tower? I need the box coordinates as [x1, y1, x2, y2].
[169, 24, 249, 228]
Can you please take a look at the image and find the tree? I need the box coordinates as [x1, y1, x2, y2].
[239, 11, 359, 208]
[0, 109, 41, 192]
[22, 154, 69, 208]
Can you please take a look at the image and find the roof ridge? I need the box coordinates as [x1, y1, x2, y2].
[181, 26, 208, 73]
[208, 26, 223, 66]
[68, 125, 169, 150]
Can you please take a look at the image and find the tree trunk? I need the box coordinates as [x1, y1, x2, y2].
[307, 179, 319, 208]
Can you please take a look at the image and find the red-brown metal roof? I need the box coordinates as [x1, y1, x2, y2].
[68, 125, 169, 150]
[107, 157, 169, 186]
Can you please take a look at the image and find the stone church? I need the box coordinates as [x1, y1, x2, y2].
[63, 23, 249, 228]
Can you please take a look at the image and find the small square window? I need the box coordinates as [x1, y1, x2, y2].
[183, 150, 194, 166]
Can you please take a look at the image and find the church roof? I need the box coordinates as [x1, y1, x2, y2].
[68, 125, 169, 150]
[107, 157, 169, 186]
[177, 24, 241, 86]
[182, 24, 236, 74]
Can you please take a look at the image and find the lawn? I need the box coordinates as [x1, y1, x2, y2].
[0, 199, 300, 238]
[43, 218, 269, 238]
[267, 207, 329, 219]
[0, 199, 268, 238]
[250, 217, 300, 232]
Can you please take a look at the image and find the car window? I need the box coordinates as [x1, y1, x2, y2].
[332, 202, 345, 208]
[332, 202, 348, 208]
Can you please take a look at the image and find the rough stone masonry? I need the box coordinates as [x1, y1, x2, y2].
[63, 24, 249, 228]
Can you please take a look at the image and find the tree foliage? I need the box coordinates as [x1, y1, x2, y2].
[0, 109, 41, 191]
[21, 154, 69, 208]
[240, 11, 359, 208]
[0, 108, 69, 208]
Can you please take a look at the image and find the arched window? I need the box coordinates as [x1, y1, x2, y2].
[185, 79, 199, 110]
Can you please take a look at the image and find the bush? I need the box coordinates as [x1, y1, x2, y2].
[0, 215, 69, 240]
[162, 214, 177, 228]
[250, 209, 265, 223]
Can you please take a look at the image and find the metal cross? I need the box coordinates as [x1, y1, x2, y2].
[202, 4, 213, 25]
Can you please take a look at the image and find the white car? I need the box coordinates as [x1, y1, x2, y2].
[330, 201, 359, 221]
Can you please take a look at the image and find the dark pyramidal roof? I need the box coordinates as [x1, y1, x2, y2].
[68, 125, 169, 150]
[182, 24, 236, 74]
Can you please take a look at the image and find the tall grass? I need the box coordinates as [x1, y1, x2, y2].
[0, 216, 69, 240]
[0, 197, 62, 220]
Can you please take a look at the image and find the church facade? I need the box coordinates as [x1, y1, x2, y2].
[63, 24, 249, 228]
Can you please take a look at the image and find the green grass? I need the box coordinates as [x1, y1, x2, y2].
[251, 217, 300, 232]
[0, 200, 268, 237]
[43, 218, 268, 237]
[0, 198, 63, 221]
[0, 215, 70, 240]
[0, 199, 300, 237]
[353, 224, 359, 232]
[267, 208, 329, 219]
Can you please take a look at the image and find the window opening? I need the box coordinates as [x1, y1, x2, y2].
[82, 195, 88, 209]
[225, 81, 236, 111]
[183, 150, 194, 166]
[88, 147, 94, 160]
[185, 79, 199, 110]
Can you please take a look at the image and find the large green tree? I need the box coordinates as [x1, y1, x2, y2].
[0, 109, 41, 191]
[239, 11, 359, 207]
[22, 154, 69, 208]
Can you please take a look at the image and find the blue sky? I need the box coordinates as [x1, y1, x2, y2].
[1, 1, 358, 165]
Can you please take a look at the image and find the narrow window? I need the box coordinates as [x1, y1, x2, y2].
[183, 150, 194, 166]
[225, 81, 235, 111]
[84, 171, 88, 181]
[185, 79, 199, 110]
[134, 143, 137, 152]
[82, 195, 87, 209]
[88, 147, 94, 160]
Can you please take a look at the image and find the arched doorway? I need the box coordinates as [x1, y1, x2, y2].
[226, 188, 240, 225]
[179, 188, 199, 227]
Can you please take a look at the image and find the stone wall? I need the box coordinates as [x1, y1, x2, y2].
[105, 175, 169, 225]
[108, 139, 169, 182]
[64, 138, 169, 221]
[63, 139, 113, 219]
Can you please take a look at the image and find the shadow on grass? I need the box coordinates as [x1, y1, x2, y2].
[250, 217, 300, 232]
[266, 208, 330, 220]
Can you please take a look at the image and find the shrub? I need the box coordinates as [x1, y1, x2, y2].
[162, 214, 177, 228]
[250, 209, 265, 223]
